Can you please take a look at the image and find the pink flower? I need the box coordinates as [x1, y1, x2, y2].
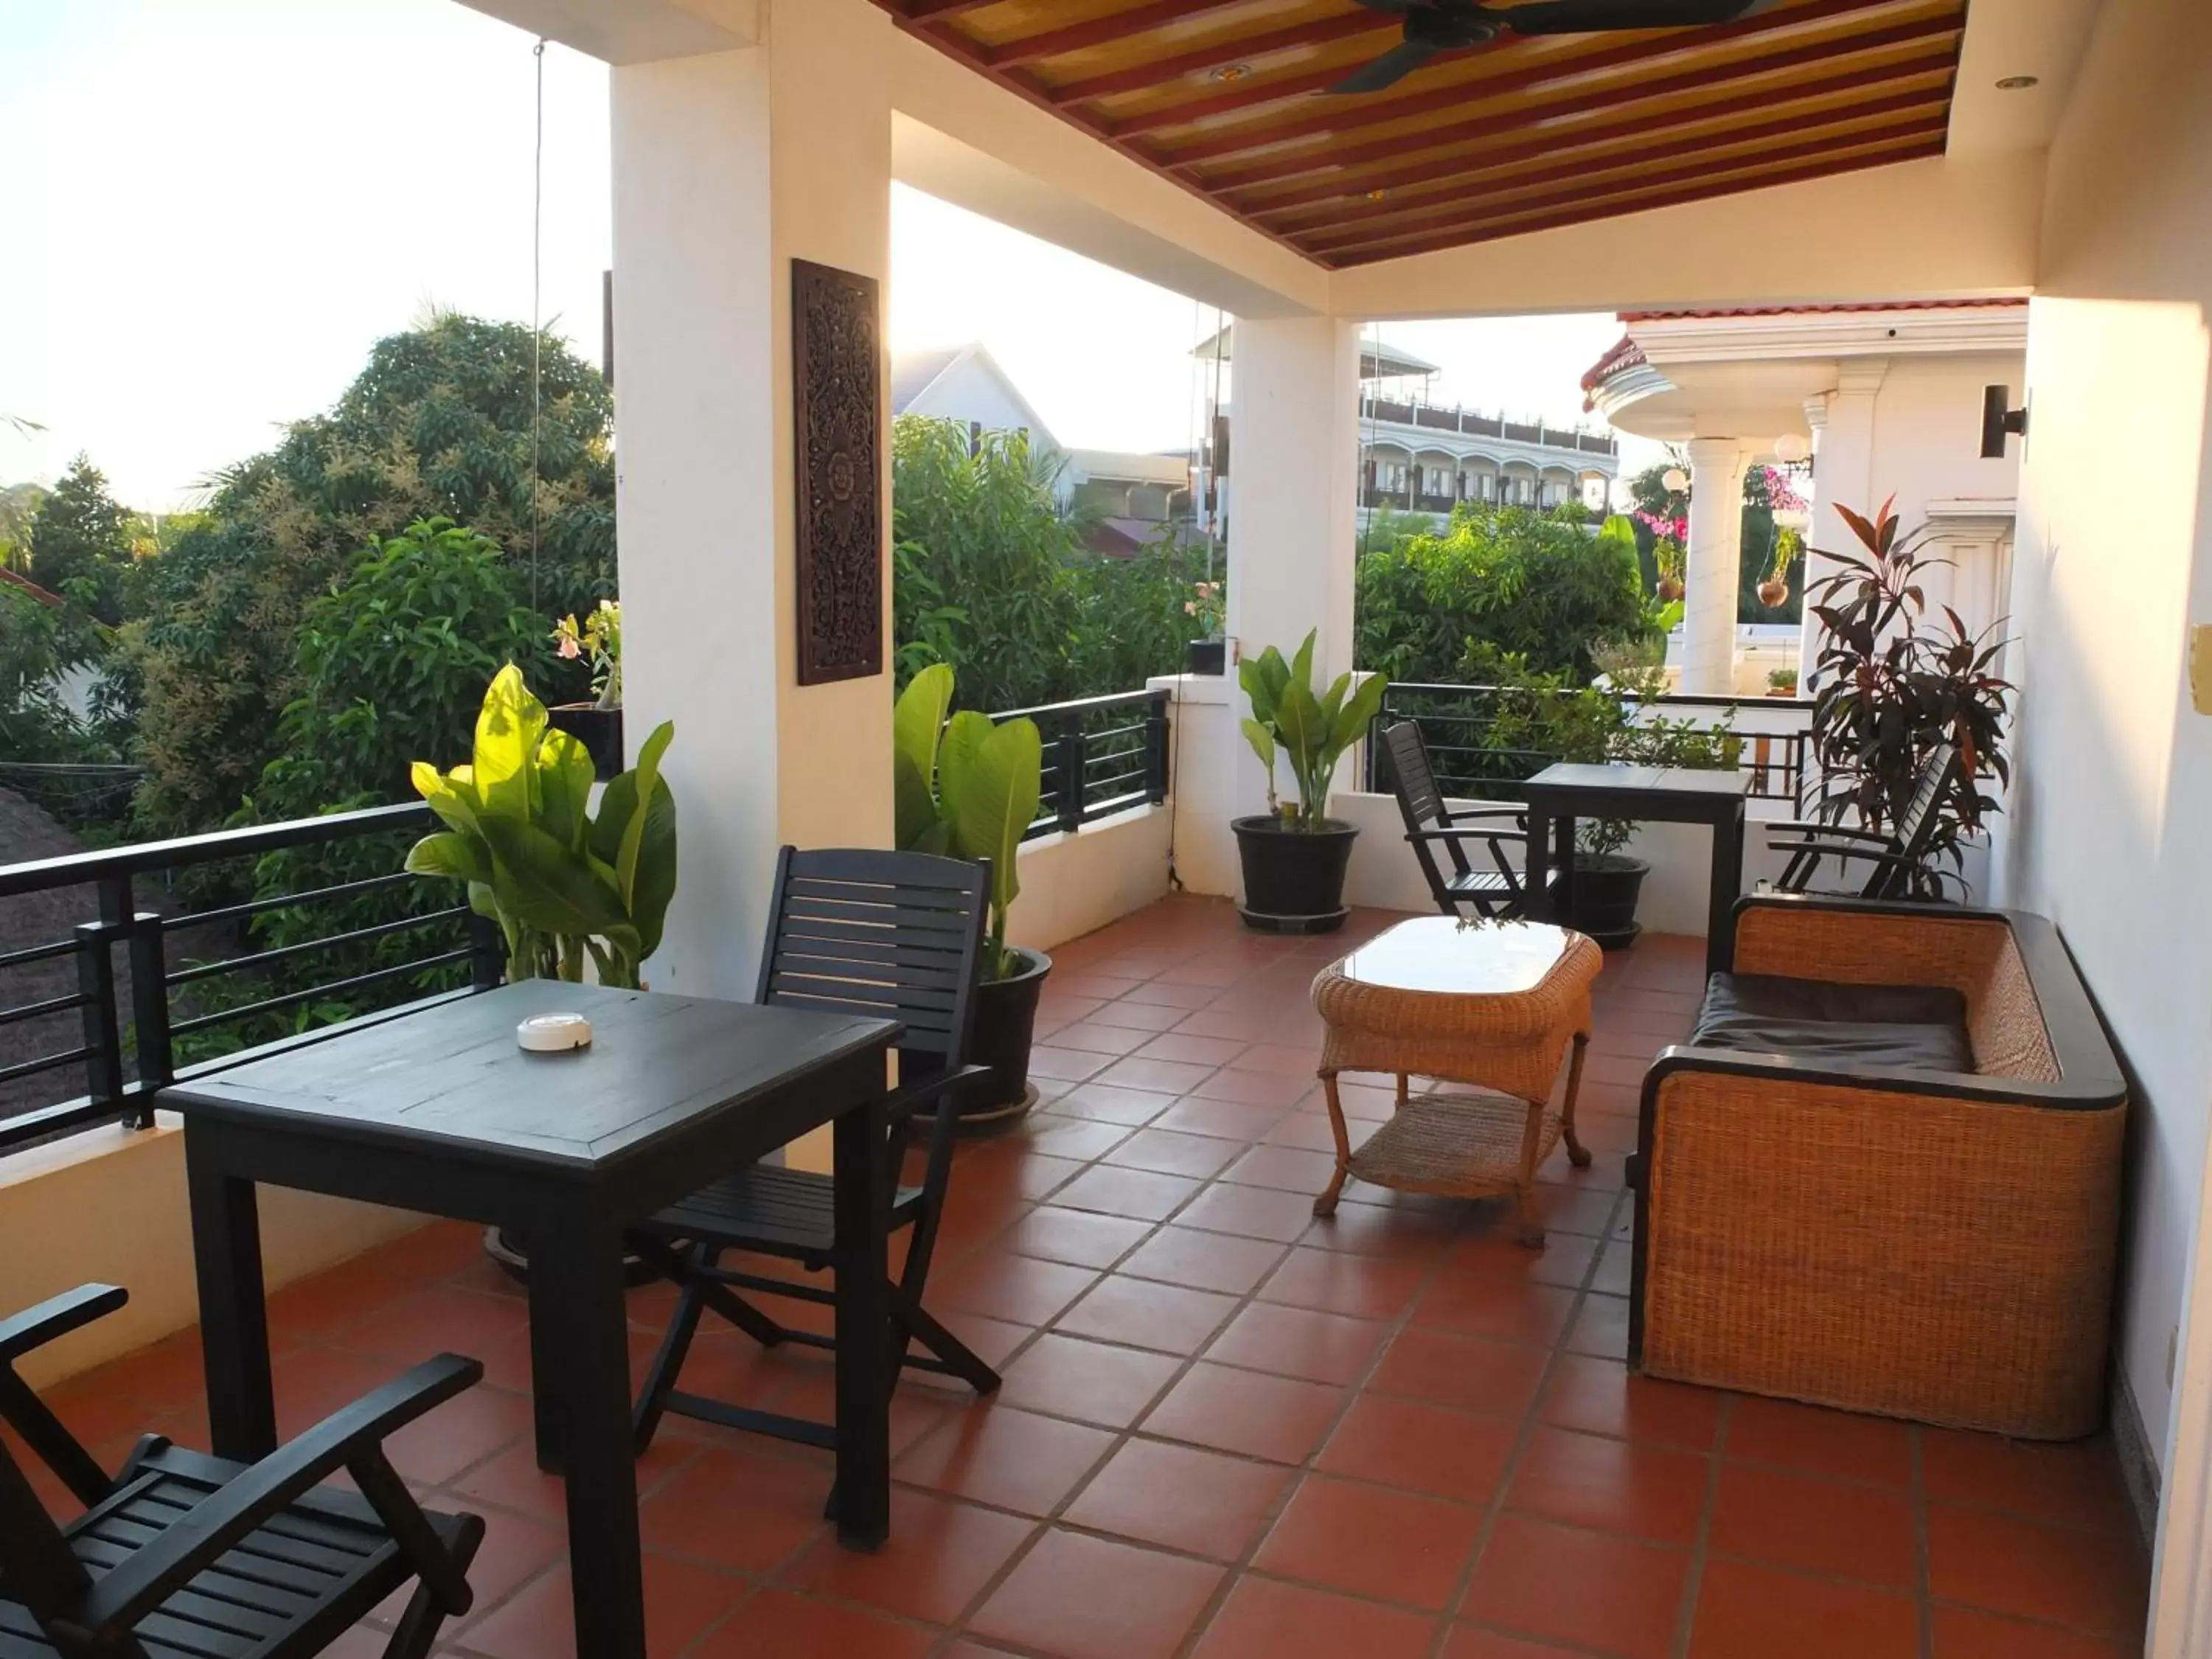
[556, 634, 582, 659]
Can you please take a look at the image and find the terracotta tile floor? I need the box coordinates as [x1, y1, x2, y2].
[14, 897, 2150, 1658]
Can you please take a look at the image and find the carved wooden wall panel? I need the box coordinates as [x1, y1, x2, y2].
[792, 258, 883, 686]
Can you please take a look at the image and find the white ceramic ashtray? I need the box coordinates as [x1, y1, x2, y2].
[516, 1012, 593, 1052]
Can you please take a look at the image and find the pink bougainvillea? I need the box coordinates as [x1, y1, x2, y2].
[1635, 509, 1688, 544]
[1750, 465, 1809, 512]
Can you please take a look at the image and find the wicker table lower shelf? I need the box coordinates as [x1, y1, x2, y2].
[1345, 1093, 1568, 1203]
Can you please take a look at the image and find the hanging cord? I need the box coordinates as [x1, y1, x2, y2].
[529, 38, 547, 613]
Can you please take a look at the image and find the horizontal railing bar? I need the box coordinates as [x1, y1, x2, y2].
[169, 948, 473, 1037]
[1081, 788, 1153, 820]
[988, 689, 1161, 723]
[168, 984, 482, 1086]
[0, 992, 89, 1030]
[1084, 768, 1151, 797]
[165, 869, 419, 932]
[165, 907, 470, 987]
[0, 1047, 94, 1088]
[0, 1095, 129, 1156]
[0, 801, 434, 898]
[0, 937, 82, 973]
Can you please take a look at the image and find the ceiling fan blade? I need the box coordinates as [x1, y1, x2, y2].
[1327, 38, 1441, 94]
[1495, 0, 1782, 32]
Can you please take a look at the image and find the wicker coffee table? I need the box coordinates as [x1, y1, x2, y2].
[1311, 917, 1602, 1245]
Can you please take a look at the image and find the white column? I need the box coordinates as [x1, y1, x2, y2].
[1797, 360, 1888, 688]
[1225, 315, 1363, 825]
[612, 0, 895, 1001]
[1680, 437, 1750, 695]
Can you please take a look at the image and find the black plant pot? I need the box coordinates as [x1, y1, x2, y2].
[1554, 852, 1649, 950]
[961, 947, 1053, 1128]
[546, 703, 624, 781]
[1234, 815, 1358, 933]
[1185, 638, 1227, 675]
[484, 1227, 661, 1287]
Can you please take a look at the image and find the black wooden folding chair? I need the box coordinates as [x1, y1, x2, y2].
[1767, 740, 1958, 898]
[0, 1284, 484, 1659]
[630, 846, 995, 1454]
[1382, 720, 1531, 920]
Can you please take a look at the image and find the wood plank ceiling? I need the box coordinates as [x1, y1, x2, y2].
[872, 0, 1966, 267]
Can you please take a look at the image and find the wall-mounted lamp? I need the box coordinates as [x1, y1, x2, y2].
[1773, 432, 1811, 465]
[1980, 385, 2028, 458]
[1661, 467, 1689, 493]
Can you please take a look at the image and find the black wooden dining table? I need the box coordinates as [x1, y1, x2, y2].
[1520, 762, 1750, 976]
[161, 979, 902, 1659]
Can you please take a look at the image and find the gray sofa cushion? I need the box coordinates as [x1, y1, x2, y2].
[1692, 972, 1975, 1073]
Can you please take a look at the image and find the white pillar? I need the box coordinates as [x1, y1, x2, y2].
[612, 0, 895, 1001]
[1797, 360, 1888, 688]
[1225, 316, 1363, 825]
[1681, 437, 1750, 695]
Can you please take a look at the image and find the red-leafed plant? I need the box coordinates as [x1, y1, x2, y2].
[1806, 497, 2012, 898]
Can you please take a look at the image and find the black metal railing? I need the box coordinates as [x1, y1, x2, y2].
[0, 802, 501, 1161]
[989, 689, 1172, 841]
[1367, 684, 1812, 808]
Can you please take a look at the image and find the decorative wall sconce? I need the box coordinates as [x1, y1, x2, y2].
[1661, 467, 1689, 494]
[1981, 386, 2029, 458]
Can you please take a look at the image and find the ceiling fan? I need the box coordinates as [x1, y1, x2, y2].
[1329, 0, 1786, 94]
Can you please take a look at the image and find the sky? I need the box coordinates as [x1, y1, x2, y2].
[0, 0, 1652, 513]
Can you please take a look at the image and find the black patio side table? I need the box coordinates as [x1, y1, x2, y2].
[1520, 762, 1750, 977]
[162, 979, 900, 1659]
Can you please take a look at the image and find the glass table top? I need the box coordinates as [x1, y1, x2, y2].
[1335, 917, 1574, 995]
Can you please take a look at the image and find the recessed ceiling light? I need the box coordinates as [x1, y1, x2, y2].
[1995, 74, 2040, 90]
[1211, 63, 1251, 83]
[1366, 187, 1388, 201]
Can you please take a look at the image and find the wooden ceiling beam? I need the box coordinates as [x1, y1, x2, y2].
[1047, 13, 1395, 106]
[1297, 112, 1949, 253]
[1113, 0, 1926, 143]
[1318, 135, 1947, 264]
[1176, 9, 1958, 177]
[981, 1, 1279, 70]
[1238, 55, 1954, 221]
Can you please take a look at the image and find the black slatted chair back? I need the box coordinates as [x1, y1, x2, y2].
[1385, 721, 1476, 905]
[755, 845, 990, 1077]
[1866, 741, 1958, 898]
[0, 1437, 89, 1631]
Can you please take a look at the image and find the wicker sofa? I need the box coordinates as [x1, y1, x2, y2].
[1627, 894, 2127, 1439]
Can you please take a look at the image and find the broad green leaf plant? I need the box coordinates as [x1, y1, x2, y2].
[892, 662, 1043, 981]
[404, 664, 677, 988]
[1239, 631, 1388, 832]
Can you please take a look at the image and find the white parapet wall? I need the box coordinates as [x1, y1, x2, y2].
[1006, 802, 1175, 956]
[0, 1121, 423, 1389]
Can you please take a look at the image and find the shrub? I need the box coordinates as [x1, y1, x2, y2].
[1354, 506, 1654, 684]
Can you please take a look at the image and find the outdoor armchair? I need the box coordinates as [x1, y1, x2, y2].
[1765, 740, 1955, 898]
[1627, 893, 2126, 1438]
[0, 1284, 485, 1659]
[1382, 720, 1531, 921]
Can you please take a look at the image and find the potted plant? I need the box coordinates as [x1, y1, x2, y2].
[1484, 657, 1739, 946]
[893, 663, 1048, 1124]
[1234, 631, 1387, 933]
[1767, 667, 1800, 698]
[1184, 580, 1227, 675]
[547, 599, 623, 779]
[1805, 497, 2011, 897]
[1757, 526, 1801, 610]
[1652, 537, 1686, 603]
[405, 663, 678, 1273]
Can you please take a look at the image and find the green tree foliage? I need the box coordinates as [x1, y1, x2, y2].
[127, 313, 614, 837]
[26, 456, 133, 623]
[0, 481, 49, 572]
[1354, 505, 1654, 685]
[253, 520, 553, 822]
[891, 414, 1214, 712]
[0, 580, 111, 762]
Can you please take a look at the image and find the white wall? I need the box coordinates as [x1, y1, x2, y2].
[1008, 806, 1172, 955]
[902, 355, 1051, 450]
[1987, 0, 2212, 1495]
[0, 1124, 422, 1389]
